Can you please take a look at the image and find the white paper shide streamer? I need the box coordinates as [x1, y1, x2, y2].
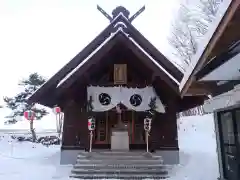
[87, 86, 165, 113]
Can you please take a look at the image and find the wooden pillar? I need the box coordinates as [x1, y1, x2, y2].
[132, 111, 134, 143]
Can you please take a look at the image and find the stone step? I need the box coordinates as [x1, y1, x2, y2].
[76, 159, 163, 164]
[70, 151, 169, 179]
[71, 168, 168, 175]
[73, 164, 167, 169]
[79, 151, 148, 156]
[70, 173, 168, 179]
[77, 155, 162, 160]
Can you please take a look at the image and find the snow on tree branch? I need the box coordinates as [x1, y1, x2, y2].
[168, 0, 224, 71]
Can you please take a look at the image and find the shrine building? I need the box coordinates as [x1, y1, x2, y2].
[28, 6, 205, 165]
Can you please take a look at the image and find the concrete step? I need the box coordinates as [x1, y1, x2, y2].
[77, 155, 162, 160]
[79, 151, 148, 156]
[73, 163, 167, 169]
[71, 168, 168, 174]
[70, 173, 168, 179]
[76, 159, 163, 164]
[70, 151, 170, 179]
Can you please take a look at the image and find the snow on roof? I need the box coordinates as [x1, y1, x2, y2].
[128, 36, 180, 85]
[179, 0, 232, 91]
[57, 28, 123, 88]
[57, 26, 180, 90]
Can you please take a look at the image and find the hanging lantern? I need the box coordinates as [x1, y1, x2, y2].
[53, 106, 61, 114]
[88, 117, 95, 131]
[24, 110, 35, 121]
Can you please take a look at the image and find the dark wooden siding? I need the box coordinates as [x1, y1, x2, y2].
[61, 94, 178, 150]
[62, 87, 89, 150]
[151, 98, 178, 150]
[60, 46, 181, 150]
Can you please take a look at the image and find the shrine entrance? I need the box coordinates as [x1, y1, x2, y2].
[92, 109, 146, 149]
[88, 85, 165, 149]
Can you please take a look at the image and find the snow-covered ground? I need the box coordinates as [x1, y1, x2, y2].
[0, 114, 219, 180]
[0, 135, 72, 180]
[170, 114, 219, 180]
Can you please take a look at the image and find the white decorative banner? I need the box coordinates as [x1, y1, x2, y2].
[87, 86, 165, 113]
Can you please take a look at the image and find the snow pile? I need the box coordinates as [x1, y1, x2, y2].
[168, 114, 219, 180]
[0, 134, 72, 180]
[11, 134, 61, 146]
[178, 113, 217, 153]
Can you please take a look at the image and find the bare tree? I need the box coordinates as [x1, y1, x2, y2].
[199, 0, 223, 23]
[168, 0, 224, 71]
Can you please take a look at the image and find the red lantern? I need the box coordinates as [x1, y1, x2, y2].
[53, 106, 61, 114]
[24, 110, 35, 121]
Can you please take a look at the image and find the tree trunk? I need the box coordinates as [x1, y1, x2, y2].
[30, 120, 37, 142]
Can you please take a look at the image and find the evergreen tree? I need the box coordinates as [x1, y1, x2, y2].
[147, 97, 157, 119]
[87, 95, 94, 117]
[3, 73, 48, 141]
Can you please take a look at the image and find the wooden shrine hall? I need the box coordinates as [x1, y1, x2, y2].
[28, 6, 205, 164]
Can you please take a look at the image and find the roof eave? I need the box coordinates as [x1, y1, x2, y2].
[179, 0, 239, 97]
[120, 18, 183, 81]
[55, 30, 180, 97]
[196, 40, 240, 81]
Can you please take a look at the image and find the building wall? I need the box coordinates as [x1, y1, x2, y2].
[61, 92, 178, 151]
[151, 99, 178, 150]
[62, 99, 89, 150]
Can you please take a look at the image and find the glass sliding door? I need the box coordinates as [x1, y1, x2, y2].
[235, 110, 240, 148]
[219, 111, 239, 180]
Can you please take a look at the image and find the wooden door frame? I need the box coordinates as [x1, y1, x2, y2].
[94, 112, 108, 144]
[93, 110, 140, 146]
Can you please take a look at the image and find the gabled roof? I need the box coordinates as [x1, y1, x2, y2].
[28, 7, 183, 106]
[55, 28, 180, 95]
[179, 0, 240, 96]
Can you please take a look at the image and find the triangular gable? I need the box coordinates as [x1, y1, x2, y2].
[28, 8, 182, 105]
[113, 14, 183, 81]
[56, 27, 180, 95]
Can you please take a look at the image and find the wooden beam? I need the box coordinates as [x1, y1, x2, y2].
[185, 82, 217, 96]
[181, 0, 240, 97]
[185, 88, 212, 96]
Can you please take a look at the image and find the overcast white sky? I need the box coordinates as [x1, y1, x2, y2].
[0, 0, 181, 122]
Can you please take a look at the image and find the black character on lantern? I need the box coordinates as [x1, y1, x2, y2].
[91, 120, 95, 130]
[99, 93, 111, 105]
[130, 94, 142, 107]
[144, 117, 151, 131]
